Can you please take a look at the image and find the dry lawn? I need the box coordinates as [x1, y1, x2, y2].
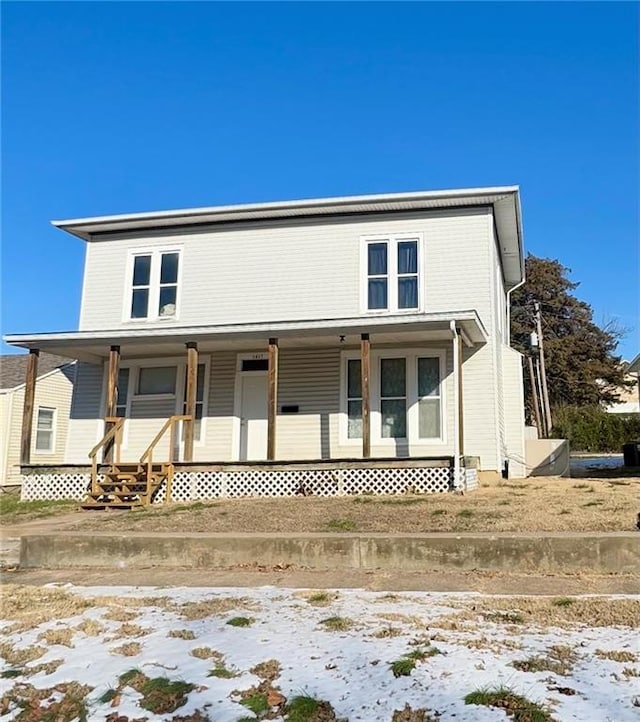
[68, 475, 640, 533]
[426, 595, 640, 630]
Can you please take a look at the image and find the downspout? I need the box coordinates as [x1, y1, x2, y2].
[505, 277, 526, 347]
[450, 321, 461, 489]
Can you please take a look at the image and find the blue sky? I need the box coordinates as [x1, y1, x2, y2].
[2, 1, 638, 358]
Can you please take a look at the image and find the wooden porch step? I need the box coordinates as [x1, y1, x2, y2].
[80, 501, 145, 510]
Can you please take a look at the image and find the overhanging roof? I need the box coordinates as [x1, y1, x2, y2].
[5, 311, 488, 362]
[52, 186, 525, 287]
[627, 352, 640, 374]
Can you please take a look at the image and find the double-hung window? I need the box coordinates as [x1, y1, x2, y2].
[380, 358, 407, 438]
[128, 249, 181, 321]
[417, 357, 441, 439]
[363, 235, 421, 313]
[35, 407, 56, 453]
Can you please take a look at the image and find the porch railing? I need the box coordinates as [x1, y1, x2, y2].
[88, 416, 124, 495]
[139, 414, 191, 502]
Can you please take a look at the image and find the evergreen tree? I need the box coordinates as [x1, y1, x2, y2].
[510, 254, 631, 414]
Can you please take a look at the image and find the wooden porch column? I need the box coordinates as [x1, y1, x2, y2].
[361, 333, 371, 458]
[184, 342, 198, 462]
[20, 349, 39, 465]
[103, 345, 120, 463]
[267, 338, 279, 461]
[457, 330, 464, 458]
[105, 345, 121, 418]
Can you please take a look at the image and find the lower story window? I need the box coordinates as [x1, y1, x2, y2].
[182, 363, 206, 441]
[343, 351, 444, 443]
[347, 359, 362, 439]
[35, 407, 55, 453]
[418, 357, 441, 439]
[380, 358, 407, 438]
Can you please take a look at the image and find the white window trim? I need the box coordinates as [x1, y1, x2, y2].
[339, 348, 447, 447]
[100, 355, 211, 450]
[123, 246, 184, 323]
[360, 233, 424, 314]
[34, 406, 57, 455]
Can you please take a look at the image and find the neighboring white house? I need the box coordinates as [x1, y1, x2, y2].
[0, 353, 75, 487]
[5, 187, 527, 501]
[609, 353, 640, 414]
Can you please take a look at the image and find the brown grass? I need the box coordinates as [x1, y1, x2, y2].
[190, 646, 222, 660]
[102, 607, 139, 622]
[0, 585, 92, 632]
[36, 628, 75, 648]
[595, 649, 638, 663]
[168, 629, 196, 640]
[25, 659, 64, 676]
[430, 596, 640, 630]
[0, 642, 46, 666]
[0, 681, 91, 722]
[74, 619, 105, 637]
[108, 623, 150, 639]
[175, 597, 258, 620]
[250, 659, 282, 681]
[66, 476, 640, 533]
[110, 641, 142, 656]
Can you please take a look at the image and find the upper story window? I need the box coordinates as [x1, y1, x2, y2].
[128, 249, 181, 321]
[362, 235, 422, 313]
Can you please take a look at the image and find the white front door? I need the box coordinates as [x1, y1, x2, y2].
[239, 373, 268, 461]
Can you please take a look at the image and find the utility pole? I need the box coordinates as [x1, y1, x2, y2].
[527, 355, 543, 437]
[534, 301, 553, 435]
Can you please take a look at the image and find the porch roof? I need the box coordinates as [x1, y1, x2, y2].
[5, 310, 487, 362]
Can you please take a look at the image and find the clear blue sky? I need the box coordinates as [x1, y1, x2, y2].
[2, 2, 638, 358]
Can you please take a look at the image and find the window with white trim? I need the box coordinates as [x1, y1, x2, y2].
[417, 357, 441, 439]
[128, 249, 181, 321]
[363, 236, 421, 312]
[341, 350, 444, 444]
[35, 407, 55, 453]
[115, 368, 130, 417]
[380, 357, 407, 438]
[346, 359, 363, 439]
[182, 363, 206, 441]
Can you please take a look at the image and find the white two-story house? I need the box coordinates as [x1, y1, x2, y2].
[6, 186, 526, 504]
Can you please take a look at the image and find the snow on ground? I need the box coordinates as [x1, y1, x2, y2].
[1, 585, 639, 721]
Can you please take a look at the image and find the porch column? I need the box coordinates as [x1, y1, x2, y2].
[361, 333, 371, 458]
[20, 349, 39, 465]
[457, 330, 464, 458]
[184, 342, 199, 462]
[451, 323, 461, 486]
[267, 337, 278, 461]
[103, 345, 120, 463]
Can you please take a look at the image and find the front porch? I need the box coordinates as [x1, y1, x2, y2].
[10, 311, 488, 504]
[20, 456, 478, 503]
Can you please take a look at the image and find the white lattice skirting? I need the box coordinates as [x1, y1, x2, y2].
[21, 466, 477, 502]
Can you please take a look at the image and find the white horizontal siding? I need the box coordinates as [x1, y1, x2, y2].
[461, 343, 500, 472]
[2, 366, 75, 484]
[80, 208, 493, 332]
[61, 341, 505, 471]
[65, 362, 103, 464]
[502, 346, 526, 478]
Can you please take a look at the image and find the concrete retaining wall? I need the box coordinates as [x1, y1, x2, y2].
[19, 531, 640, 575]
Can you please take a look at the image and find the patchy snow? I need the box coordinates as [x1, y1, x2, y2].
[1, 585, 639, 721]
